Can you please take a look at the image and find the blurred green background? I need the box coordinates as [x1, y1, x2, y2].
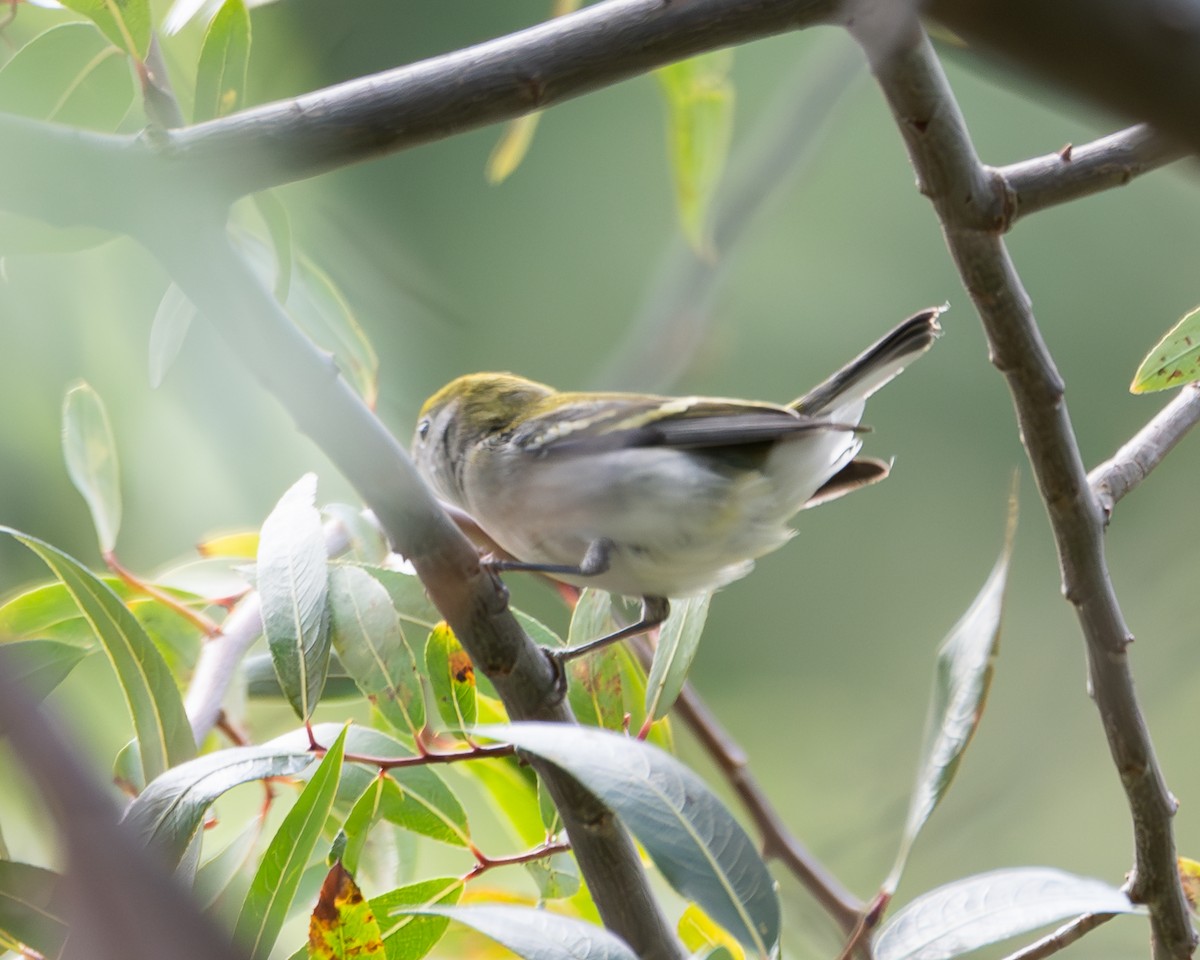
[3, 2, 1200, 957]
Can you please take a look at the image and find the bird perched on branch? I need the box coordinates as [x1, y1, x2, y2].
[413, 307, 944, 660]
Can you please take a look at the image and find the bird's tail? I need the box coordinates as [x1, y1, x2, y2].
[790, 305, 946, 416]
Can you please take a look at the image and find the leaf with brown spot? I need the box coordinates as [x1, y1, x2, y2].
[425, 622, 477, 732]
[308, 862, 385, 960]
[1132, 304, 1200, 393]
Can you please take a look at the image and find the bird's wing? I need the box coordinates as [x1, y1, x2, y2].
[511, 395, 855, 455]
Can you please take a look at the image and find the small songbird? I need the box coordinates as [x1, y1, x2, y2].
[412, 307, 943, 659]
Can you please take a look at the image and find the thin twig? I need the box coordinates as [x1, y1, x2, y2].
[999, 912, 1118, 960]
[995, 125, 1183, 231]
[1089, 384, 1200, 520]
[853, 16, 1195, 959]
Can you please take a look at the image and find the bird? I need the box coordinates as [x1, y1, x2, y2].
[412, 306, 944, 660]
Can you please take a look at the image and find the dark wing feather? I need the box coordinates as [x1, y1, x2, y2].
[512, 396, 856, 455]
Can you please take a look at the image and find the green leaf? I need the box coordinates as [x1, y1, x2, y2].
[874, 868, 1138, 960]
[524, 851, 580, 902]
[193, 0, 250, 122]
[480, 723, 779, 957]
[374, 768, 469, 848]
[267, 724, 470, 847]
[62, 381, 122, 554]
[328, 565, 425, 739]
[370, 877, 462, 960]
[235, 727, 347, 960]
[124, 744, 315, 865]
[0, 577, 132, 642]
[59, 0, 152, 59]
[485, 112, 543, 185]
[567, 593, 624, 731]
[402, 905, 638, 960]
[644, 592, 711, 721]
[194, 817, 262, 909]
[656, 51, 734, 257]
[425, 622, 477, 732]
[149, 283, 197, 389]
[0, 861, 68, 960]
[259, 474, 331, 721]
[308, 862, 385, 960]
[0, 639, 89, 702]
[338, 775, 384, 876]
[356, 566, 439, 627]
[465, 756, 543, 846]
[1131, 304, 1200, 393]
[244, 651, 361, 701]
[0, 22, 134, 130]
[1, 529, 194, 781]
[886, 489, 1017, 892]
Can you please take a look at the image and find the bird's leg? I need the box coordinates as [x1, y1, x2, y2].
[484, 539, 668, 671]
[553, 595, 671, 664]
[486, 537, 614, 578]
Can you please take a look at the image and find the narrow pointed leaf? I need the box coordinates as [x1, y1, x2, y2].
[0, 23, 133, 131]
[486, 113, 543, 184]
[149, 283, 197, 388]
[235, 727, 347, 960]
[874, 868, 1137, 960]
[259, 474, 331, 720]
[886, 490, 1017, 892]
[0, 861, 68, 960]
[566, 590, 624, 730]
[656, 51, 734, 257]
[194, 817, 263, 909]
[124, 744, 314, 864]
[0, 578, 128, 640]
[645, 592, 711, 721]
[62, 381, 122, 553]
[59, 0, 152, 59]
[425, 622, 476, 731]
[679, 903, 745, 960]
[328, 564, 425, 738]
[370, 877, 462, 960]
[0, 639, 89, 702]
[480, 723, 779, 956]
[308, 862, 385, 960]
[524, 851, 580, 901]
[403, 905, 638, 960]
[244, 651, 361, 701]
[194, 0, 250, 122]
[1131, 305, 1200, 393]
[1, 529, 194, 780]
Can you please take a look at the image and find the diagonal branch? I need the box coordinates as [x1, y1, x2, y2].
[851, 15, 1196, 960]
[148, 217, 685, 960]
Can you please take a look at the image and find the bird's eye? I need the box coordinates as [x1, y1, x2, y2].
[417, 418, 431, 441]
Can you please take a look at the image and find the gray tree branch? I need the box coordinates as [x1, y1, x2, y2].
[148, 217, 684, 960]
[1089, 384, 1200, 520]
[851, 14, 1196, 960]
